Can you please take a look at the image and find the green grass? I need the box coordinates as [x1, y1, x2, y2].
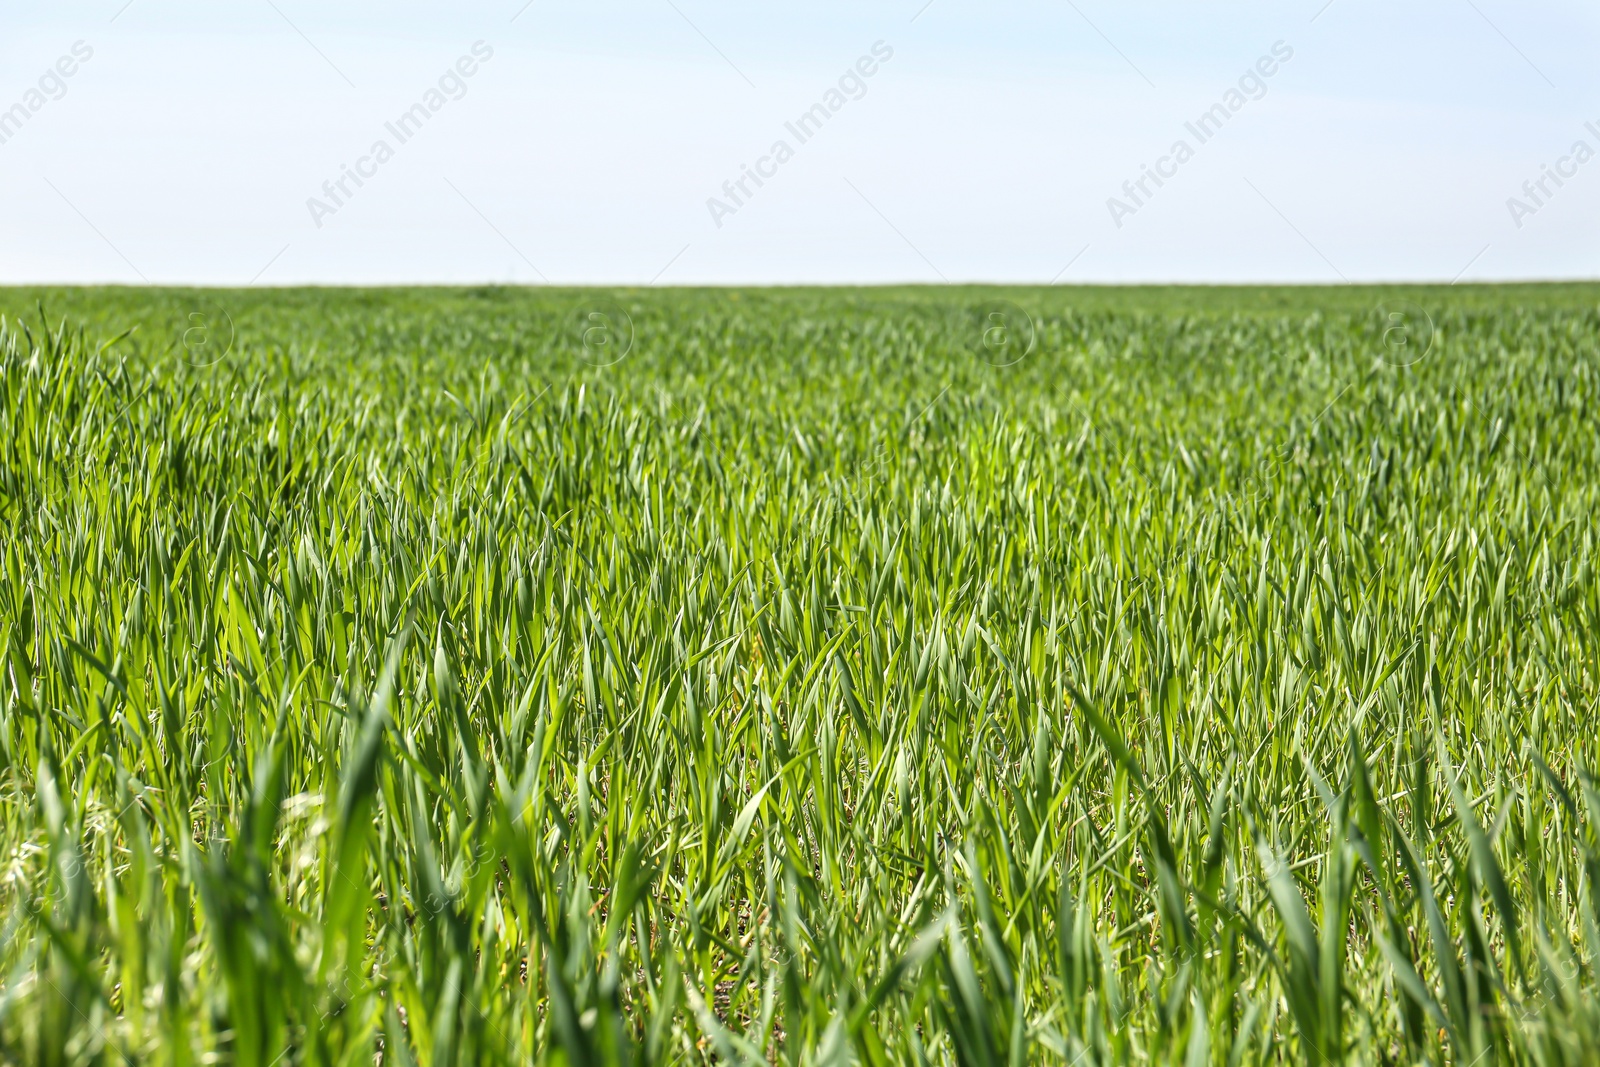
[1, 283, 1598, 1065]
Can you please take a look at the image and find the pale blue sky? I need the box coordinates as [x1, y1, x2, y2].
[1, 0, 1595, 284]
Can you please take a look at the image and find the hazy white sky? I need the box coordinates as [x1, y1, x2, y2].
[1, 0, 1595, 285]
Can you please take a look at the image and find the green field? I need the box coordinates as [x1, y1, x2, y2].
[2, 284, 1599, 1065]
